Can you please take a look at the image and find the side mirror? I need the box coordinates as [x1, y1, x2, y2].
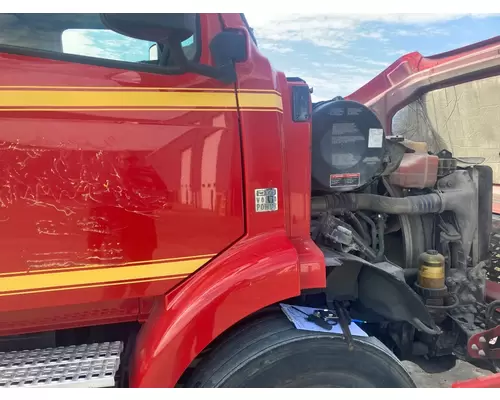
[206, 30, 247, 84]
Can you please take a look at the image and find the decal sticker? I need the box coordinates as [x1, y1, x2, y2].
[368, 128, 384, 148]
[255, 188, 278, 212]
[330, 173, 361, 188]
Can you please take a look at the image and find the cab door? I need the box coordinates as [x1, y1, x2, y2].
[0, 14, 244, 324]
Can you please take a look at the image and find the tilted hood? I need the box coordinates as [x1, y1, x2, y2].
[345, 36, 500, 189]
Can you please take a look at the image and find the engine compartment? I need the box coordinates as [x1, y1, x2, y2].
[309, 99, 498, 364]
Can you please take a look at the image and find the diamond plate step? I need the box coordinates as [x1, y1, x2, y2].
[0, 341, 123, 388]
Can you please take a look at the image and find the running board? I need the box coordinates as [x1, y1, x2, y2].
[0, 341, 123, 388]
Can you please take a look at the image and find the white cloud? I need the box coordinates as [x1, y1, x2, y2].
[395, 27, 449, 36]
[62, 30, 112, 59]
[386, 49, 410, 56]
[290, 68, 380, 101]
[62, 29, 150, 62]
[246, 13, 487, 27]
[259, 42, 294, 53]
[359, 30, 387, 41]
[245, 13, 482, 50]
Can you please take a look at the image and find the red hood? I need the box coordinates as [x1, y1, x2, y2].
[345, 36, 500, 135]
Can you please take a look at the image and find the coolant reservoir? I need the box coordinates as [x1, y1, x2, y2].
[401, 139, 428, 153]
[389, 153, 439, 188]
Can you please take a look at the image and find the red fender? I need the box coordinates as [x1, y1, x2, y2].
[129, 230, 316, 387]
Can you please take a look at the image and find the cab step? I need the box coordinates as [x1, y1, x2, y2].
[0, 341, 123, 388]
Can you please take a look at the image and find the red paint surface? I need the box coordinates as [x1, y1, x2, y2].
[452, 372, 500, 388]
[493, 185, 500, 215]
[130, 14, 325, 387]
[0, 13, 326, 387]
[0, 299, 139, 336]
[0, 14, 244, 328]
[131, 230, 301, 388]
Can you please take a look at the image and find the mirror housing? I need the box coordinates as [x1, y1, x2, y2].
[207, 30, 247, 84]
[100, 13, 196, 43]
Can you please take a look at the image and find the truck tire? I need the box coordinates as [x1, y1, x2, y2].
[185, 312, 416, 388]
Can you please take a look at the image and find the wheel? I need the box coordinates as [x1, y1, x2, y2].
[185, 312, 416, 388]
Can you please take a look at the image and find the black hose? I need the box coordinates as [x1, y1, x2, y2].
[344, 211, 370, 243]
[411, 317, 442, 335]
[311, 193, 444, 215]
[352, 232, 377, 261]
[357, 211, 377, 248]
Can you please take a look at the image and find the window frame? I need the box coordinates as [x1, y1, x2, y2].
[0, 13, 203, 77]
[240, 13, 258, 46]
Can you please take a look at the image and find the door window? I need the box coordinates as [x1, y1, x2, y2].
[0, 13, 198, 67]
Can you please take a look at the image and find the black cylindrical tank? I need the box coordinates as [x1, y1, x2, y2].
[311, 99, 386, 193]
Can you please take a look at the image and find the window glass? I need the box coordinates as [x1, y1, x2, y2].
[0, 13, 197, 65]
[62, 29, 154, 63]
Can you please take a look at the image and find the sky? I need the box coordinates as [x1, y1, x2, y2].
[58, 13, 500, 103]
[243, 13, 500, 102]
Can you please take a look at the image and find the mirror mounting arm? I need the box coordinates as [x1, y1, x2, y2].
[182, 30, 247, 85]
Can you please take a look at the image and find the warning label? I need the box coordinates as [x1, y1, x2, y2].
[329, 173, 361, 188]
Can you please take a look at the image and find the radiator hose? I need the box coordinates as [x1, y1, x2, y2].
[312, 171, 478, 274]
[311, 192, 445, 215]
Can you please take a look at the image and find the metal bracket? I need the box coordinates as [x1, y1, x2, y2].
[467, 324, 500, 359]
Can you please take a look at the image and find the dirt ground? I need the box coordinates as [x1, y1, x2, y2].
[403, 358, 492, 388]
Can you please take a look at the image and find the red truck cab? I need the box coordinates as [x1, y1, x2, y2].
[0, 13, 497, 388]
[0, 13, 334, 388]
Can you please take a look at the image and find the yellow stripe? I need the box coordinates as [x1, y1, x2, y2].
[0, 86, 282, 95]
[0, 90, 283, 111]
[238, 92, 283, 110]
[0, 276, 187, 297]
[0, 257, 211, 295]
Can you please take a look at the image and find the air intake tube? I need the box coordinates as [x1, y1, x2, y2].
[312, 171, 478, 263]
[311, 193, 445, 215]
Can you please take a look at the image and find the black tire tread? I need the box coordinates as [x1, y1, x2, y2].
[185, 311, 415, 388]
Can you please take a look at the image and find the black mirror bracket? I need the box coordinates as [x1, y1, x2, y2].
[175, 30, 247, 85]
[199, 30, 247, 84]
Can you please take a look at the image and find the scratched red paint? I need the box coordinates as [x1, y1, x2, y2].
[0, 14, 245, 320]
